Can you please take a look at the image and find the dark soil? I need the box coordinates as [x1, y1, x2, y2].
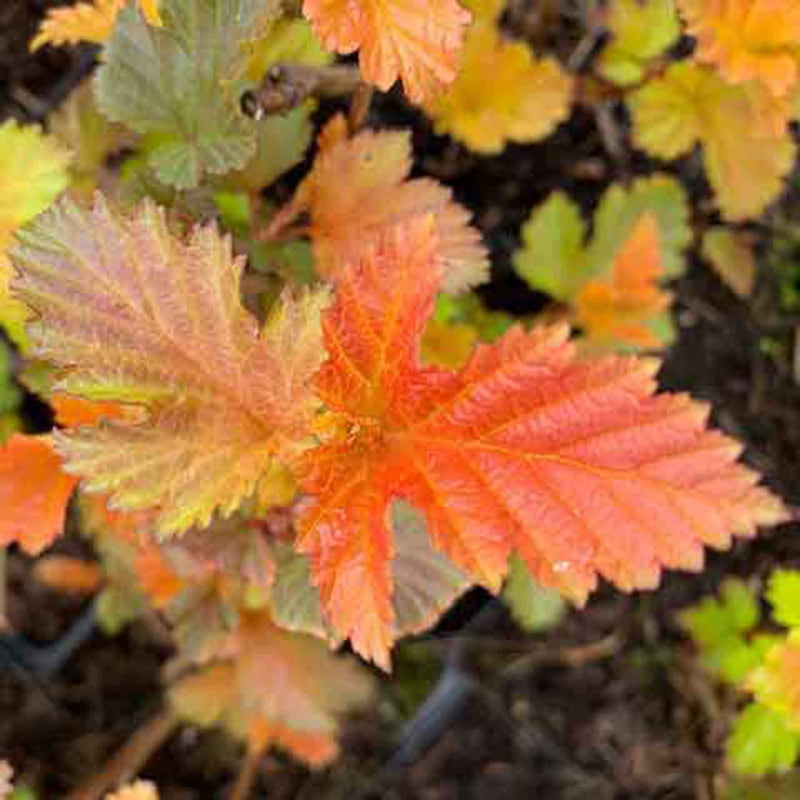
[2, 3, 800, 799]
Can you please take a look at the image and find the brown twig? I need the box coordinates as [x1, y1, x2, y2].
[240, 62, 363, 120]
[500, 631, 623, 681]
[65, 708, 178, 800]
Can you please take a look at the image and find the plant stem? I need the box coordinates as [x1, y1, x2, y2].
[65, 708, 178, 800]
[227, 743, 265, 800]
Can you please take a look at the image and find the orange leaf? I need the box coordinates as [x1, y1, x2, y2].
[0, 434, 78, 554]
[30, 0, 161, 50]
[269, 115, 487, 294]
[296, 219, 787, 668]
[33, 555, 104, 594]
[169, 611, 373, 766]
[677, 0, 800, 100]
[575, 214, 672, 348]
[302, 0, 471, 102]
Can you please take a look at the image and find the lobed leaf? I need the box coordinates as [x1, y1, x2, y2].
[0, 120, 70, 348]
[629, 62, 796, 221]
[597, 0, 680, 86]
[768, 570, 800, 629]
[728, 703, 800, 776]
[94, 0, 280, 189]
[682, 578, 765, 684]
[302, 0, 471, 103]
[576, 214, 672, 349]
[169, 611, 373, 765]
[30, 0, 163, 50]
[513, 191, 589, 301]
[426, 16, 574, 154]
[270, 114, 488, 293]
[676, 0, 800, 100]
[11, 195, 328, 535]
[297, 218, 786, 668]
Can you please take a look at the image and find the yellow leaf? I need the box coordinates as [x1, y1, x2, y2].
[748, 637, 800, 731]
[597, 0, 680, 86]
[0, 120, 70, 349]
[30, 0, 160, 50]
[105, 780, 160, 800]
[427, 18, 573, 153]
[676, 0, 800, 99]
[575, 214, 672, 348]
[702, 227, 757, 299]
[0, 121, 71, 237]
[629, 61, 796, 220]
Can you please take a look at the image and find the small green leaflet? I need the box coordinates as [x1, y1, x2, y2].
[681, 579, 767, 684]
[768, 570, 800, 629]
[728, 704, 800, 776]
[597, 0, 680, 86]
[503, 554, 566, 633]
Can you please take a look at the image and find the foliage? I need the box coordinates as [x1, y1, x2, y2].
[503, 554, 566, 632]
[425, 0, 573, 153]
[597, 0, 680, 86]
[0, 120, 70, 349]
[94, 0, 281, 189]
[514, 176, 689, 350]
[267, 113, 488, 293]
[31, 0, 162, 51]
[0, 0, 796, 788]
[675, 0, 800, 100]
[629, 61, 796, 220]
[302, 0, 470, 103]
[684, 570, 800, 776]
[702, 227, 758, 299]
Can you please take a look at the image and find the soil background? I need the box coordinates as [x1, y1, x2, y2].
[2, 2, 800, 798]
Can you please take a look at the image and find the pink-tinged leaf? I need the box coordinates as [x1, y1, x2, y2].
[269, 114, 488, 294]
[11, 194, 328, 535]
[302, 0, 471, 103]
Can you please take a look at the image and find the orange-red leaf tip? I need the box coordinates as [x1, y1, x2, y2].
[0, 434, 78, 554]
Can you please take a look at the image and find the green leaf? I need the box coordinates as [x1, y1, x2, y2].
[503, 553, 567, 632]
[588, 174, 691, 279]
[682, 579, 762, 683]
[728, 703, 800, 776]
[95, 0, 280, 189]
[241, 15, 332, 81]
[224, 104, 313, 193]
[513, 191, 590, 300]
[683, 579, 760, 645]
[432, 293, 512, 342]
[267, 502, 471, 643]
[597, 0, 680, 86]
[768, 570, 800, 629]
